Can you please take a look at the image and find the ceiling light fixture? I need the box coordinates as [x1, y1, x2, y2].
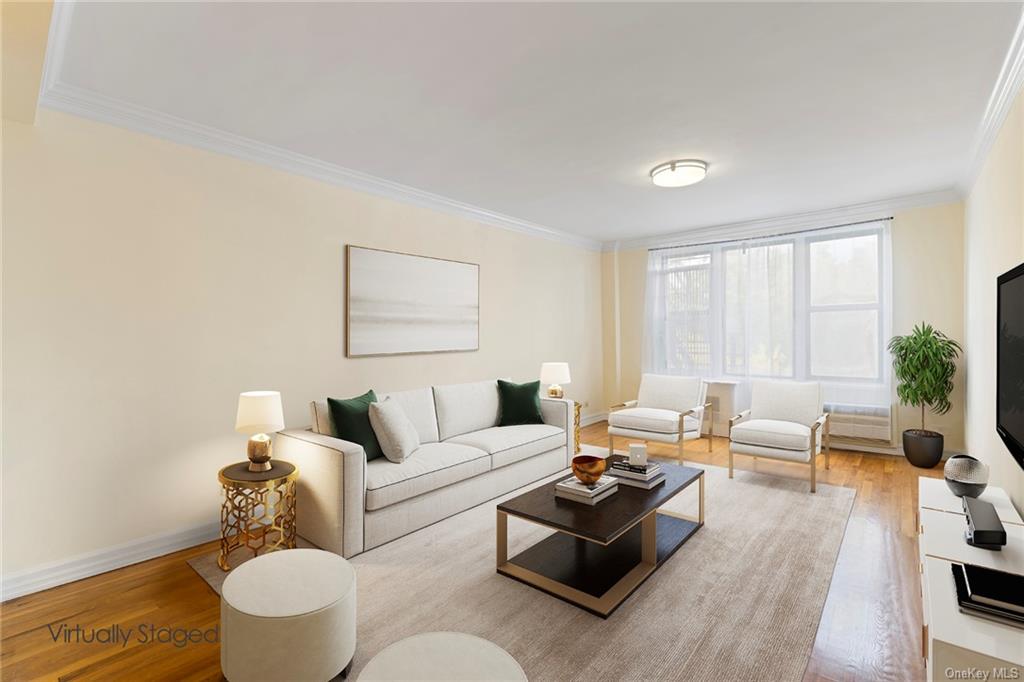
[650, 159, 708, 188]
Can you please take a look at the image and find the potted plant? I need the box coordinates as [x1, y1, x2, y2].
[888, 323, 962, 468]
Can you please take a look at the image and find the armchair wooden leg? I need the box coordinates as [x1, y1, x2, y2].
[825, 414, 831, 470]
[677, 437, 684, 464]
[728, 449, 734, 478]
[810, 453, 817, 493]
[608, 433, 614, 457]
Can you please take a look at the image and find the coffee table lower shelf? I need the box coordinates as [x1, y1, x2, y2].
[496, 511, 701, 618]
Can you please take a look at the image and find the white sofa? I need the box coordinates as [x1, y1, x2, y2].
[275, 380, 574, 558]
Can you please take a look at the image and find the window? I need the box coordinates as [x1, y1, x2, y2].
[643, 221, 891, 408]
[807, 232, 882, 380]
[659, 253, 712, 373]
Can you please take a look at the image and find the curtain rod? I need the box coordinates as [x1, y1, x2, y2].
[648, 216, 893, 252]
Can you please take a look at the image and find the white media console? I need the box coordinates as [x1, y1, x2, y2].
[917, 477, 1024, 681]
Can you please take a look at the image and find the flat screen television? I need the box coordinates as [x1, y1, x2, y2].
[997, 261, 1024, 471]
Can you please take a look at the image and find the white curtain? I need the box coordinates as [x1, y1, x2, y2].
[643, 220, 892, 409]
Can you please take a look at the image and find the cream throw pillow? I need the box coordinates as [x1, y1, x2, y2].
[368, 397, 420, 463]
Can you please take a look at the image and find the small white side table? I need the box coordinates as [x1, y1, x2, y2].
[358, 631, 526, 681]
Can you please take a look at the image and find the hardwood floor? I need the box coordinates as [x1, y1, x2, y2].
[1, 424, 942, 681]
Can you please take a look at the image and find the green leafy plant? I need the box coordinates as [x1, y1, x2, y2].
[888, 323, 962, 432]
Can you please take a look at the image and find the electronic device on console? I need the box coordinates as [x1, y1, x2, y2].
[963, 496, 1007, 550]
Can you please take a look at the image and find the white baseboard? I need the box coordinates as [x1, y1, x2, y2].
[581, 411, 608, 427]
[1, 519, 219, 602]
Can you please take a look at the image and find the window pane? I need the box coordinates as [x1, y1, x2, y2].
[665, 254, 710, 313]
[663, 253, 711, 372]
[725, 243, 794, 376]
[810, 309, 879, 378]
[810, 234, 878, 306]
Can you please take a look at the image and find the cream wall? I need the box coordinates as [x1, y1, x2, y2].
[890, 202, 966, 451]
[964, 89, 1024, 510]
[1, 109, 604, 575]
[601, 203, 968, 452]
[600, 249, 646, 409]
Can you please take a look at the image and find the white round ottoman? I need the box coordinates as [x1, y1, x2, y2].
[358, 632, 526, 681]
[221, 549, 356, 681]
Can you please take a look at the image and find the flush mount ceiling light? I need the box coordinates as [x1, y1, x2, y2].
[650, 159, 708, 188]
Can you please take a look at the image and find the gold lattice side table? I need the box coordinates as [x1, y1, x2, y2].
[574, 401, 581, 454]
[217, 460, 298, 571]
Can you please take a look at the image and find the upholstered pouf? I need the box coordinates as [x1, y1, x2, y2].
[221, 549, 356, 681]
[358, 632, 526, 681]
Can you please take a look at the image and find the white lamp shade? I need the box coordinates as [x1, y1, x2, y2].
[235, 391, 285, 434]
[539, 362, 571, 385]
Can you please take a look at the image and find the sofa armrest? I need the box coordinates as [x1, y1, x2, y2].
[274, 428, 366, 557]
[540, 397, 574, 465]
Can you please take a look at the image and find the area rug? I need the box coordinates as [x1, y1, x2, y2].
[191, 463, 855, 681]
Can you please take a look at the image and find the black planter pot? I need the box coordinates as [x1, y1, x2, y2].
[903, 429, 944, 468]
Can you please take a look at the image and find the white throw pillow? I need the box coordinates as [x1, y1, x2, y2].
[369, 397, 420, 463]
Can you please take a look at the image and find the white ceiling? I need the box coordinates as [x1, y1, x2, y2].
[45, 2, 1023, 244]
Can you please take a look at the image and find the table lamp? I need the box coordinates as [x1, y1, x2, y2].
[539, 362, 571, 398]
[235, 390, 285, 472]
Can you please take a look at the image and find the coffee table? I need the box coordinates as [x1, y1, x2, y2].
[496, 456, 704, 618]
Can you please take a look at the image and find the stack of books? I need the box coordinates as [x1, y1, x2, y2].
[952, 563, 1024, 629]
[554, 475, 618, 505]
[607, 459, 666, 490]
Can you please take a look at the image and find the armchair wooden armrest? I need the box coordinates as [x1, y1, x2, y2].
[681, 401, 715, 452]
[728, 409, 750, 430]
[609, 400, 638, 412]
[811, 413, 831, 469]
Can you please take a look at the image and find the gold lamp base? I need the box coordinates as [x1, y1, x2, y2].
[247, 433, 273, 472]
[547, 384, 564, 398]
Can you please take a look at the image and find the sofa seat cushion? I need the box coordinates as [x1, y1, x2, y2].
[364, 443, 489, 511]
[608, 407, 698, 434]
[446, 424, 564, 469]
[730, 419, 812, 451]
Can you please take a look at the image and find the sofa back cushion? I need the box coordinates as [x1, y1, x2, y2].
[637, 374, 704, 413]
[311, 387, 440, 444]
[750, 380, 822, 426]
[433, 380, 500, 441]
[377, 387, 440, 444]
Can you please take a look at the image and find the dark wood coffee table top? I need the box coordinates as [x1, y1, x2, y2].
[497, 456, 704, 544]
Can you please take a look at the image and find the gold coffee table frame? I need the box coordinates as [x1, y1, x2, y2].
[217, 460, 298, 571]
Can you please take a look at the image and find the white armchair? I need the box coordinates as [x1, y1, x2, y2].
[728, 380, 830, 493]
[607, 374, 712, 463]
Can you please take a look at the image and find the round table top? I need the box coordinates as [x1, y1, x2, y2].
[357, 632, 526, 681]
[219, 460, 296, 485]
[221, 549, 355, 618]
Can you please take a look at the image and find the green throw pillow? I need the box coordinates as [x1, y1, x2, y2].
[497, 379, 544, 426]
[327, 390, 384, 461]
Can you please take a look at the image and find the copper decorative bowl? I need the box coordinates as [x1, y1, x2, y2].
[571, 455, 606, 485]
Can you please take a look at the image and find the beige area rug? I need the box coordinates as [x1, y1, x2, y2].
[191, 463, 855, 681]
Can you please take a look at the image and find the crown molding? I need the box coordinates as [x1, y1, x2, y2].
[603, 187, 964, 252]
[39, 82, 602, 251]
[962, 5, 1024, 193]
[36, 2, 601, 252]
[36, 0, 73, 104]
